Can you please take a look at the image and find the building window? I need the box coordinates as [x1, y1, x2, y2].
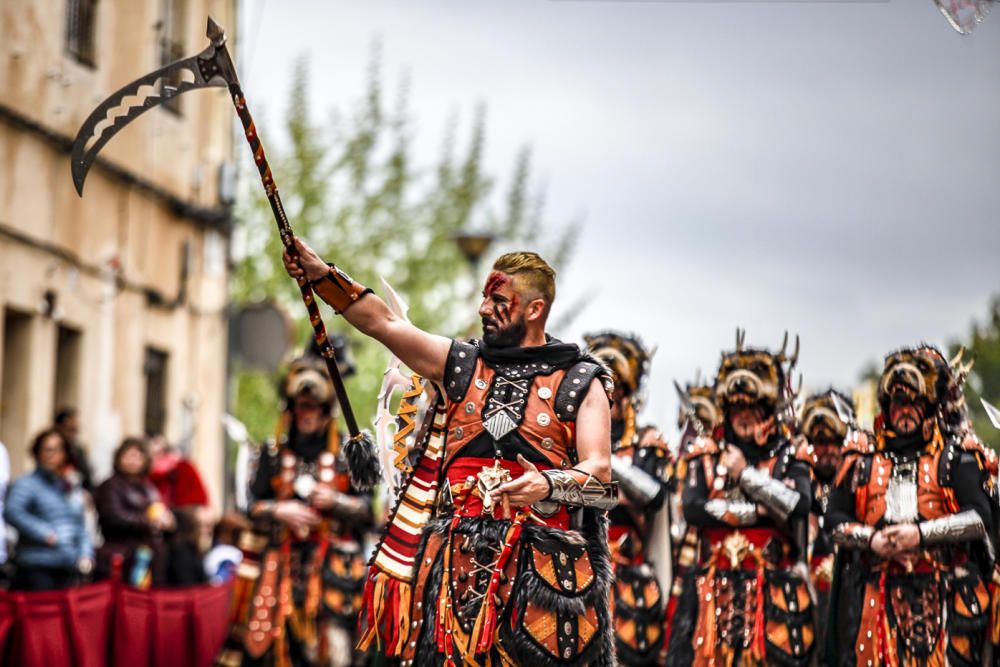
[144, 347, 169, 437]
[66, 0, 98, 67]
[159, 0, 188, 115]
[54, 325, 83, 415]
[2, 310, 33, 475]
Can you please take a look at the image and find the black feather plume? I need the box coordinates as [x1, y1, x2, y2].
[344, 431, 381, 492]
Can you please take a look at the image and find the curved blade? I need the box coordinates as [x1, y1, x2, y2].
[673, 379, 704, 437]
[830, 392, 856, 429]
[373, 276, 416, 493]
[934, 0, 993, 35]
[71, 18, 237, 195]
[981, 398, 1000, 430]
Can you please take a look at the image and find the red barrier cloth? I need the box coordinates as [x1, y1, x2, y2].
[4, 581, 114, 667]
[0, 580, 232, 667]
[114, 582, 233, 667]
[0, 590, 16, 662]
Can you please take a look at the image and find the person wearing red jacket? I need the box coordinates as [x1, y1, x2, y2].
[148, 434, 210, 509]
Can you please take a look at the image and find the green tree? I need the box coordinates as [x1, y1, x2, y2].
[948, 296, 1000, 448]
[230, 53, 579, 443]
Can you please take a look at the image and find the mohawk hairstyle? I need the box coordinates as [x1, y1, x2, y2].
[492, 251, 557, 308]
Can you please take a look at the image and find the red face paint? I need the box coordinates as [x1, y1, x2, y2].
[483, 271, 511, 297]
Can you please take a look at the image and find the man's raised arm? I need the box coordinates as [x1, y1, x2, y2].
[283, 238, 451, 384]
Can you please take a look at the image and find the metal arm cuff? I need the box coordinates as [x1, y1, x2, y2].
[611, 455, 662, 506]
[311, 264, 372, 314]
[327, 492, 374, 523]
[919, 510, 993, 563]
[704, 499, 757, 526]
[533, 469, 618, 514]
[832, 523, 874, 550]
[738, 466, 801, 523]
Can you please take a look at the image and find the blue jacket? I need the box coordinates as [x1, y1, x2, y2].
[4, 469, 92, 569]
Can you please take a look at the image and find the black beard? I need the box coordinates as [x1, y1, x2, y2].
[482, 318, 526, 348]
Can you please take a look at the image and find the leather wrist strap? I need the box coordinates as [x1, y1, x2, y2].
[312, 264, 372, 314]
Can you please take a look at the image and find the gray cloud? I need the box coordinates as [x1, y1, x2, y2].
[243, 0, 1000, 429]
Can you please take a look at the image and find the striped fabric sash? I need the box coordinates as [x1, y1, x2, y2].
[358, 397, 447, 654]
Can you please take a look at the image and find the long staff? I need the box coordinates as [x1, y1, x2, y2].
[71, 17, 378, 489]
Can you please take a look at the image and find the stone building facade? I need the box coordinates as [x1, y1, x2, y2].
[0, 0, 237, 506]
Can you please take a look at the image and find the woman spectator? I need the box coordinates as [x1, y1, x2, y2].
[95, 437, 175, 587]
[4, 430, 93, 591]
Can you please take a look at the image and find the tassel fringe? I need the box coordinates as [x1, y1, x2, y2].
[358, 570, 412, 656]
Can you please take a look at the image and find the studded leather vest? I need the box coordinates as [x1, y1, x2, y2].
[442, 339, 610, 473]
[849, 447, 957, 526]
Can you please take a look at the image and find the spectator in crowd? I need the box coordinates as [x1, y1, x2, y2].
[54, 407, 94, 493]
[4, 430, 93, 591]
[95, 437, 175, 587]
[148, 433, 217, 582]
[148, 433, 209, 509]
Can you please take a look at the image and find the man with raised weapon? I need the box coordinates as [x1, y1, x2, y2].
[282, 247, 618, 666]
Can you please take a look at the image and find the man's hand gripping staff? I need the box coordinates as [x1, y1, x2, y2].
[70, 17, 380, 491]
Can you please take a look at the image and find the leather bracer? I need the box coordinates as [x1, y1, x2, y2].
[311, 264, 372, 314]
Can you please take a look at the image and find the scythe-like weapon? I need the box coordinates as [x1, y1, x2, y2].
[71, 17, 380, 491]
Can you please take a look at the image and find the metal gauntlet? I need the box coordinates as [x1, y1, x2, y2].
[533, 469, 618, 514]
[611, 455, 662, 506]
[832, 523, 874, 550]
[919, 510, 989, 547]
[738, 466, 801, 523]
[704, 499, 757, 526]
[327, 492, 374, 523]
[311, 264, 372, 314]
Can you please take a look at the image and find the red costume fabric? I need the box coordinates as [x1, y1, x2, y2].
[149, 454, 209, 508]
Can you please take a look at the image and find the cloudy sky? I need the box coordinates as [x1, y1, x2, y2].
[239, 1, 1000, 430]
